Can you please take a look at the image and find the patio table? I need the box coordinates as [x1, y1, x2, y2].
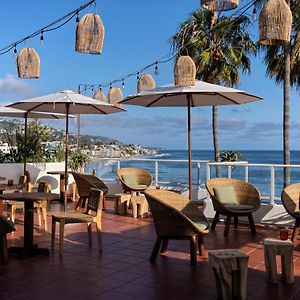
[0, 192, 60, 258]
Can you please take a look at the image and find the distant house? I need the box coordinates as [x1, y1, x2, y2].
[0, 142, 16, 154]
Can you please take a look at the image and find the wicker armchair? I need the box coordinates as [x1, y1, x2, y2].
[71, 172, 108, 210]
[117, 168, 152, 194]
[144, 189, 209, 266]
[0, 216, 15, 264]
[281, 183, 300, 241]
[206, 178, 261, 236]
[51, 188, 103, 256]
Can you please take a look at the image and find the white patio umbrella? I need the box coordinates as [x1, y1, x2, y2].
[0, 106, 71, 174]
[8, 90, 126, 211]
[120, 80, 262, 200]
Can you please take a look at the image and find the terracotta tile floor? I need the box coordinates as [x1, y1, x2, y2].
[1, 200, 300, 300]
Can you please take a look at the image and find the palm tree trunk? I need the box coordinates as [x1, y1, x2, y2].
[283, 1, 291, 187]
[211, 12, 221, 178]
[212, 106, 221, 177]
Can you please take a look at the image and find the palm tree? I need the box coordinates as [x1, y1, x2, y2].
[172, 9, 256, 176]
[261, 0, 299, 186]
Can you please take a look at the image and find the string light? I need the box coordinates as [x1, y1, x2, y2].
[13, 45, 17, 58]
[0, 0, 96, 56]
[78, 0, 257, 92]
[155, 62, 159, 75]
[40, 31, 44, 47]
[76, 11, 80, 23]
[252, 7, 257, 22]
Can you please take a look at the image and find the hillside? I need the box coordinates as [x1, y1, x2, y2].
[0, 119, 121, 145]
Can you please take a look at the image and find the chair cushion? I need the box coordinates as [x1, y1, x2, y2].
[193, 220, 209, 232]
[122, 174, 138, 187]
[214, 186, 237, 205]
[224, 204, 254, 211]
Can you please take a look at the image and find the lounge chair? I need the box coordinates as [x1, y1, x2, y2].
[281, 183, 300, 241]
[206, 178, 261, 236]
[117, 168, 152, 194]
[144, 189, 209, 266]
[71, 171, 108, 210]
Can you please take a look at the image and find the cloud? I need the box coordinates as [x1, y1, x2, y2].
[219, 118, 247, 131]
[0, 74, 34, 98]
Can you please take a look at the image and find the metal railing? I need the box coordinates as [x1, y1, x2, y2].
[87, 158, 300, 205]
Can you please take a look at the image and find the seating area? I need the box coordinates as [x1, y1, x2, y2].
[1, 168, 300, 299]
[1, 200, 300, 299]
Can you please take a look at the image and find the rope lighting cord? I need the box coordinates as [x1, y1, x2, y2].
[0, 0, 96, 55]
[78, 0, 258, 93]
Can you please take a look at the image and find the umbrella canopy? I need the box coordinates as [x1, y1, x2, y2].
[7, 90, 125, 114]
[120, 80, 262, 200]
[0, 106, 72, 174]
[121, 80, 261, 107]
[0, 106, 69, 119]
[8, 90, 126, 211]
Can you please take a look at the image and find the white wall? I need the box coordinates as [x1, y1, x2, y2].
[0, 162, 73, 194]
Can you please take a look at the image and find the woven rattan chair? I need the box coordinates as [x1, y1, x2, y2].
[206, 178, 261, 237]
[144, 189, 209, 266]
[117, 168, 152, 194]
[0, 216, 15, 264]
[71, 172, 108, 210]
[51, 188, 103, 256]
[25, 171, 39, 192]
[281, 183, 300, 241]
[6, 181, 50, 230]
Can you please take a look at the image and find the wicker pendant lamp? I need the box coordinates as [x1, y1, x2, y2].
[75, 13, 105, 54]
[201, 0, 238, 11]
[259, 0, 292, 45]
[93, 90, 106, 102]
[17, 48, 40, 79]
[174, 56, 196, 86]
[137, 74, 156, 93]
[108, 87, 123, 107]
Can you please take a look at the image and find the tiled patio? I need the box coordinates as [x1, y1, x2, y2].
[1, 200, 300, 300]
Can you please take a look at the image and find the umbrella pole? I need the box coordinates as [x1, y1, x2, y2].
[24, 113, 28, 175]
[187, 94, 192, 200]
[64, 104, 70, 213]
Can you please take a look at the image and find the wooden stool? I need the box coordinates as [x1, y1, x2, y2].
[209, 250, 249, 300]
[130, 195, 149, 218]
[263, 238, 294, 284]
[114, 194, 131, 215]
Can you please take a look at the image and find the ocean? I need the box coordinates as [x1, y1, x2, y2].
[85, 150, 300, 199]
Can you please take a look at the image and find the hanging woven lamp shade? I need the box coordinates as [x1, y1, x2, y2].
[75, 13, 105, 54]
[17, 48, 40, 79]
[259, 0, 292, 45]
[201, 0, 238, 11]
[108, 87, 123, 108]
[174, 56, 196, 86]
[137, 74, 156, 93]
[93, 90, 106, 102]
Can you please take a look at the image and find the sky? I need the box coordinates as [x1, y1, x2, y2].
[0, 0, 299, 151]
